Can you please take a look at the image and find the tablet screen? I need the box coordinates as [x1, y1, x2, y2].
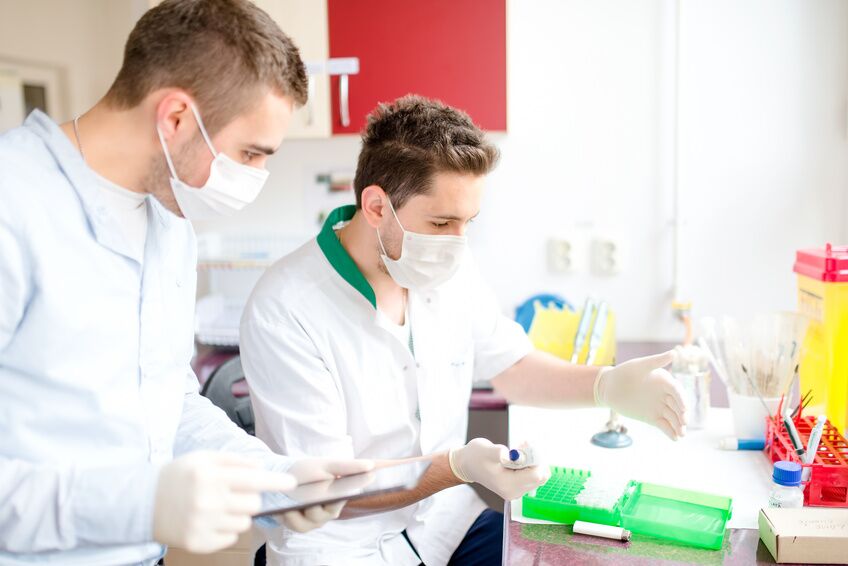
[254, 460, 431, 518]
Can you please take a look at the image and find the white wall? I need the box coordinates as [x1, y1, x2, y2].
[482, 0, 670, 338]
[0, 0, 142, 121]
[491, 0, 848, 339]
[675, 0, 848, 336]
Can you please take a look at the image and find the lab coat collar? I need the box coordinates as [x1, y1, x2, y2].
[22, 110, 177, 262]
[316, 205, 446, 315]
[317, 205, 378, 308]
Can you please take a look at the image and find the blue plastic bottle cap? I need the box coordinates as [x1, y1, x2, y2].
[509, 449, 520, 462]
[773, 461, 802, 486]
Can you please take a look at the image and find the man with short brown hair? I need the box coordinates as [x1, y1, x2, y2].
[241, 95, 687, 565]
[0, 1, 369, 563]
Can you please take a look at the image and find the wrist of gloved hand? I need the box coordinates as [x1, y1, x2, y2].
[449, 438, 550, 501]
[593, 366, 612, 407]
[448, 446, 473, 483]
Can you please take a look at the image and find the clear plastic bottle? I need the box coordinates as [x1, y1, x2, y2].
[768, 461, 804, 508]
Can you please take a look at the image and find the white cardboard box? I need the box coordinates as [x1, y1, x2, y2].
[759, 507, 848, 564]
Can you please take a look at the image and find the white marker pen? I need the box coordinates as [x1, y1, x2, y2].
[573, 521, 631, 542]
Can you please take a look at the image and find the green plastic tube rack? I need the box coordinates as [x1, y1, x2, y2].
[522, 466, 733, 550]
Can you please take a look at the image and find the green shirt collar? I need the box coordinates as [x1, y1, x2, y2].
[316, 205, 377, 308]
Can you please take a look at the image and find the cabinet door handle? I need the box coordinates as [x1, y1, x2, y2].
[339, 73, 350, 128]
[302, 61, 325, 129]
[326, 58, 359, 129]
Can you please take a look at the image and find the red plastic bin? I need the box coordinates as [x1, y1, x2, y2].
[765, 399, 848, 507]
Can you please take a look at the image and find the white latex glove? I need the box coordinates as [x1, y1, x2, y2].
[448, 438, 550, 501]
[153, 451, 296, 553]
[594, 351, 688, 440]
[273, 458, 375, 533]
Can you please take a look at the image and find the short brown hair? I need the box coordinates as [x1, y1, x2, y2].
[104, 0, 307, 134]
[353, 95, 500, 209]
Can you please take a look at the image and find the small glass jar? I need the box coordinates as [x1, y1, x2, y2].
[768, 461, 804, 508]
[671, 345, 710, 429]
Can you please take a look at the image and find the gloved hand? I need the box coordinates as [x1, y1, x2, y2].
[276, 458, 375, 533]
[594, 351, 688, 440]
[153, 451, 296, 553]
[448, 438, 550, 501]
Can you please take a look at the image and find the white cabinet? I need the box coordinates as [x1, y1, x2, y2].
[253, 0, 332, 139]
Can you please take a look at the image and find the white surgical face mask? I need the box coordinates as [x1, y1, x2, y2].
[377, 199, 467, 290]
[156, 104, 269, 221]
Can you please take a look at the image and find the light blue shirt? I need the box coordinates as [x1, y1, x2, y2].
[0, 111, 288, 565]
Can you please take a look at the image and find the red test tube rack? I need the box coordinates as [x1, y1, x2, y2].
[765, 398, 848, 507]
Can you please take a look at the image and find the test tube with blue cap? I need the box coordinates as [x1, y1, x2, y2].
[501, 444, 538, 469]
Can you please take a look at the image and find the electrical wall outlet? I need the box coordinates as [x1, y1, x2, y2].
[591, 238, 622, 275]
[547, 238, 574, 274]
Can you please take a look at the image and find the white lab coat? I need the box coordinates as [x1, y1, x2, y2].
[0, 111, 289, 565]
[241, 205, 533, 566]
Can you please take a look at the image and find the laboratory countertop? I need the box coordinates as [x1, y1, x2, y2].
[503, 507, 786, 566]
[504, 405, 837, 565]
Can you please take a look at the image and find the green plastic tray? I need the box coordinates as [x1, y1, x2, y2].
[619, 481, 733, 550]
[521, 466, 628, 526]
[521, 466, 733, 550]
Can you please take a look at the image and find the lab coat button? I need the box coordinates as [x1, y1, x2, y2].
[175, 279, 182, 287]
[403, 365, 409, 371]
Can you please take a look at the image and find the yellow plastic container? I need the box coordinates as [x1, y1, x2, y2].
[527, 301, 616, 366]
[794, 244, 848, 433]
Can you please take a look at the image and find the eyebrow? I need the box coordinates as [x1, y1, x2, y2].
[430, 212, 480, 222]
[247, 144, 278, 156]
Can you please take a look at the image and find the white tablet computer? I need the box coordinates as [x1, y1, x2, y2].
[254, 460, 431, 518]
